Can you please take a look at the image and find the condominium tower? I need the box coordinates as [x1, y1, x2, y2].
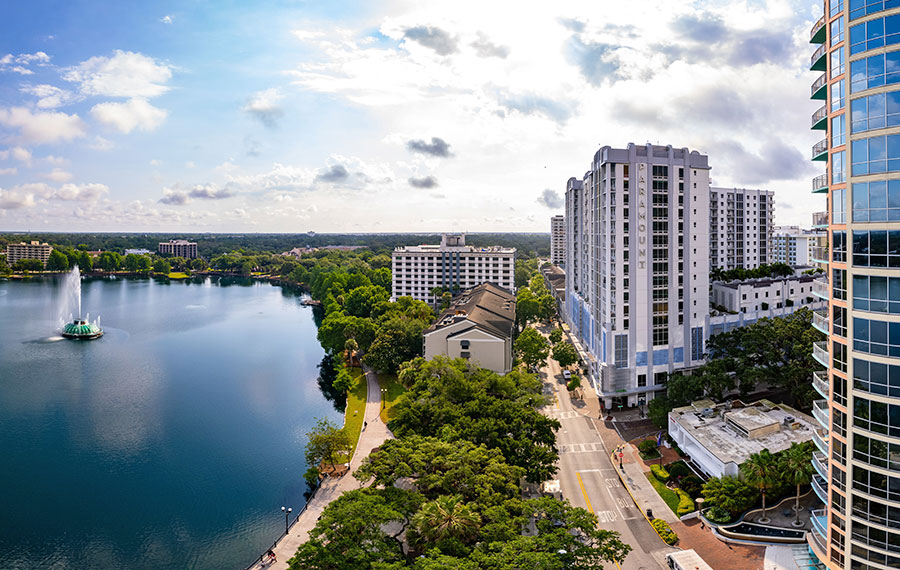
[158, 240, 198, 259]
[550, 215, 565, 266]
[391, 233, 515, 304]
[709, 187, 774, 270]
[5, 241, 53, 266]
[564, 144, 711, 408]
[807, 3, 900, 569]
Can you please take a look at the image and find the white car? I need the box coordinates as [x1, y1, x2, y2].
[563, 370, 571, 380]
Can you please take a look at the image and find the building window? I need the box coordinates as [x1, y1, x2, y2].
[832, 114, 846, 148]
[834, 340, 847, 373]
[834, 305, 847, 337]
[852, 180, 900, 221]
[850, 91, 900, 134]
[854, 432, 900, 472]
[853, 316, 900, 356]
[614, 334, 628, 368]
[852, 229, 900, 266]
[691, 326, 703, 361]
[831, 45, 845, 80]
[831, 78, 845, 112]
[637, 374, 646, 387]
[831, 0, 843, 18]
[833, 230, 847, 262]
[851, 51, 900, 94]
[853, 274, 900, 314]
[460, 340, 470, 349]
[834, 268, 847, 300]
[854, 396, 900, 438]
[832, 150, 846, 184]
[653, 371, 668, 385]
[851, 0, 900, 21]
[849, 14, 900, 54]
[832, 15, 846, 45]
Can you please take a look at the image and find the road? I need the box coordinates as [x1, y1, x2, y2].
[539, 355, 674, 570]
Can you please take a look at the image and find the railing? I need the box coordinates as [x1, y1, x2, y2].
[811, 72, 827, 97]
[813, 399, 830, 428]
[813, 341, 829, 366]
[810, 43, 827, 68]
[813, 451, 828, 479]
[812, 138, 828, 159]
[812, 173, 828, 192]
[813, 427, 829, 454]
[241, 482, 322, 570]
[811, 246, 829, 263]
[812, 211, 828, 227]
[811, 104, 828, 127]
[811, 15, 826, 42]
[811, 508, 828, 539]
[812, 309, 829, 334]
[812, 277, 828, 299]
[813, 370, 830, 398]
[812, 474, 828, 502]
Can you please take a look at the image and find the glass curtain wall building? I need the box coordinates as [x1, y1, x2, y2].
[810, 1, 900, 568]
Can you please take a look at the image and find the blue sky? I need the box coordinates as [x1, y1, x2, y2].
[0, 0, 822, 232]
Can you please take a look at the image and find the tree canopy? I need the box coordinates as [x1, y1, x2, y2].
[515, 327, 550, 370]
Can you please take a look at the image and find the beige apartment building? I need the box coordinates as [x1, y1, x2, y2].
[6, 241, 53, 266]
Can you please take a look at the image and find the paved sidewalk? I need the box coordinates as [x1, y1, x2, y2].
[615, 444, 680, 525]
[248, 365, 392, 569]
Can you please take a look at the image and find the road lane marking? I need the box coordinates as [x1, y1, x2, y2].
[576, 472, 594, 514]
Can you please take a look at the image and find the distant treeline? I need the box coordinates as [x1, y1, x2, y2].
[0, 233, 551, 258]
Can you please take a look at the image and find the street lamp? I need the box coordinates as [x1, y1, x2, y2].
[281, 505, 292, 533]
[381, 387, 388, 411]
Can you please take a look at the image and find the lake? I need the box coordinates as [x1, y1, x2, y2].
[0, 275, 342, 569]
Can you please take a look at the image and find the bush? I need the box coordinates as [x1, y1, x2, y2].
[650, 464, 669, 482]
[675, 488, 695, 517]
[638, 439, 658, 456]
[567, 374, 582, 391]
[679, 475, 703, 499]
[705, 506, 732, 524]
[667, 461, 690, 478]
[651, 518, 678, 545]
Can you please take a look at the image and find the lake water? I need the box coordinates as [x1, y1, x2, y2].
[0, 276, 341, 569]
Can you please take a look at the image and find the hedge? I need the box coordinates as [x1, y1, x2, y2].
[675, 488, 695, 517]
[651, 518, 679, 545]
[650, 464, 669, 482]
[667, 461, 690, 478]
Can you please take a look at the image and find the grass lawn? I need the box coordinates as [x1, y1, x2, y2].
[379, 373, 406, 424]
[167, 272, 189, 279]
[343, 367, 368, 459]
[644, 472, 680, 516]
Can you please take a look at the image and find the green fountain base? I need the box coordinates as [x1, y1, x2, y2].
[62, 319, 103, 340]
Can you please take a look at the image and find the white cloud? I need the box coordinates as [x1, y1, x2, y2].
[150, 159, 162, 167]
[242, 88, 284, 128]
[90, 98, 167, 133]
[54, 183, 109, 201]
[0, 52, 50, 76]
[0, 107, 87, 144]
[0, 147, 32, 164]
[89, 136, 114, 151]
[161, 15, 173, 24]
[20, 84, 80, 109]
[0, 168, 16, 176]
[0, 186, 36, 209]
[42, 168, 73, 182]
[64, 50, 172, 98]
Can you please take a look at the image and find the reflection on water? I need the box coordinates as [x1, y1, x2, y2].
[0, 276, 340, 570]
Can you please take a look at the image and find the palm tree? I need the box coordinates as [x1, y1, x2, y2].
[344, 338, 359, 364]
[780, 442, 814, 526]
[411, 495, 480, 545]
[741, 449, 779, 523]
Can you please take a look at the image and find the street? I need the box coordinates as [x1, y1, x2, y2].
[539, 354, 675, 570]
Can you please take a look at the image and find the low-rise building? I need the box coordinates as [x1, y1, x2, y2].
[711, 274, 824, 314]
[6, 241, 52, 266]
[423, 283, 516, 374]
[668, 399, 817, 478]
[158, 240, 198, 259]
[124, 248, 153, 256]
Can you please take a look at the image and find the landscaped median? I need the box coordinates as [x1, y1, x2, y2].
[343, 366, 368, 457]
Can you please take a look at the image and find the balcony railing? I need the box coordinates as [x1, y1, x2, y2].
[812, 277, 828, 300]
[813, 427, 829, 454]
[812, 138, 828, 160]
[811, 43, 827, 70]
[813, 370, 830, 398]
[812, 173, 828, 193]
[813, 399, 830, 428]
[811, 15, 826, 43]
[812, 104, 828, 129]
[811, 246, 829, 263]
[811, 508, 828, 539]
[811, 72, 827, 99]
[812, 474, 828, 502]
[813, 341, 829, 366]
[812, 211, 828, 227]
[813, 451, 828, 480]
[812, 309, 829, 334]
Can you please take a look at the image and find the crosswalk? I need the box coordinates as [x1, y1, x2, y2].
[559, 442, 605, 454]
[546, 410, 581, 420]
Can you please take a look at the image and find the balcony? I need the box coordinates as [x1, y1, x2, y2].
[813, 340, 829, 366]
[812, 104, 828, 130]
[810, 43, 827, 71]
[812, 277, 828, 300]
[811, 72, 828, 100]
[810, 15, 826, 44]
[812, 173, 828, 193]
[811, 508, 828, 541]
[813, 370, 830, 398]
[812, 211, 828, 228]
[811, 246, 829, 264]
[813, 399, 830, 428]
[812, 474, 828, 502]
[812, 138, 828, 161]
[812, 427, 829, 454]
[812, 309, 829, 334]
[809, 511, 828, 557]
[813, 451, 828, 480]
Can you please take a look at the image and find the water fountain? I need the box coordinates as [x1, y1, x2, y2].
[59, 266, 103, 340]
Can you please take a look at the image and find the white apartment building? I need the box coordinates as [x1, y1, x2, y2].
[565, 143, 711, 408]
[550, 215, 565, 266]
[158, 240, 198, 259]
[709, 187, 774, 270]
[391, 234, 515, 304]
[771, 228, 815, 266]
[6, 241, 53, 266]
[711, 274, 825, 314]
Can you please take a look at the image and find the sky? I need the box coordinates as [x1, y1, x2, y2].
[0, 0, 824, 233]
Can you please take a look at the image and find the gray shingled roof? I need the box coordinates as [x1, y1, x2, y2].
[425, 282, 516, 339]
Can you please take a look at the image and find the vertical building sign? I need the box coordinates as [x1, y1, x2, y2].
[638, 162, 647, 269]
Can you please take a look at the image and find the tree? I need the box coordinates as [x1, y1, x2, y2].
[124, 253, 141, 272]
[191, 258, 207, 271]
[515, 327, 550, 370]
[97, 251, 122, 272]
[552, 341, 577, 368]
[410, 495, 480, 548]
[344, 285, 389, 318]
[779, 442, 815, 526]
[77, 251, 93, 272]
[136, 255, 152, 273]
[333, 366, 356, 393]
[548, 328, 563, 344]
[0, 255, 10, 276]
[364, 316, 427, 374]
[741, 449, 779, 523]
[240, 260, 253, 275]
[345, 338, 359, 361]
[153, 258, 171, 275]
[46, 249, 69, 271]
[13, 258, 44, 273]
[702, 476, 759, 518]
[305, 417, 352, 472]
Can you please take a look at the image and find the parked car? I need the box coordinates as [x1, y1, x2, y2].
[563, 370, 571, 380]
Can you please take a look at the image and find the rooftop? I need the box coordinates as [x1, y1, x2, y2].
[425, 282, 516, 340]
[715, 274, 817, 289]
[669, 399, 816, 467]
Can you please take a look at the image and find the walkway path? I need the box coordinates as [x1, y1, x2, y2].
[248, 364, 392, 569]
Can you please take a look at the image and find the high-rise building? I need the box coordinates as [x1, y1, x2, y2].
[806, 3, 900, 569]
[6, 241, 53, 266]
[158, 240, 198, 259]
[771, 227, 816, 266]
[391, 233, 515, 304]
[708, 187, 774, 270]
[550, 215, 565, 266]
[564, 143, 710, 408]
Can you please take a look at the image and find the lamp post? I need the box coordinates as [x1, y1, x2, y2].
[381, 387, 387, 412]
[281, 505, 292, 534]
